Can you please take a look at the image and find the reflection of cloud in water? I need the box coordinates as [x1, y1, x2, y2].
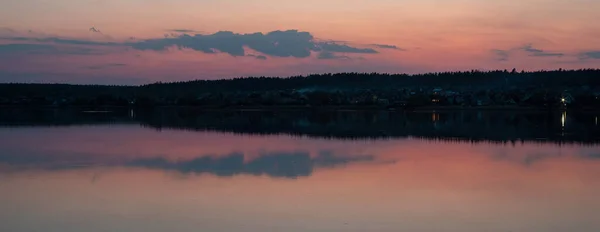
[490, 147, 600, 167]
[0, 150, 375, 178]
[491, 149, 564, 166]
[580, 153, 600, 159]
[127, 151, 374, 178]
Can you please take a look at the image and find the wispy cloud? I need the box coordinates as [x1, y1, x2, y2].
[521, 44, 564, 57]
[370, 44, 404, 50]
[85, 63, 127, 70]
[128, 30, 378, 58]
[492, 49, 510, 61]
[167, 29, 203, 33]
[579, 51, 600, 60]
[491, 43, 566, 61]
[2, 36, 119, 46]
[89, 27, 102, 33]
[317, 51, 351, 60]
[0, 44, 102, 55]
[0, 29, 383, 60]
[317, 42, 377, 54]
[247, 54, 267, 60]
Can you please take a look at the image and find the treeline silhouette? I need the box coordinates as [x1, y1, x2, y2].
[141, 69, 600, 92]
[2, 108, 599, 144]
[1, 69, 599, 108]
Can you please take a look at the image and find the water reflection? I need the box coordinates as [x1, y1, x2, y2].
[1, 110, 600, 232]
[1, 108, 599, 143]
[562, 111, 567, 129]
[0, 145, 376, 178]
[128, 152, 374, 178]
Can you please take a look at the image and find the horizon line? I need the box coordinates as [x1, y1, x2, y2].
[1, 68, 599, 87]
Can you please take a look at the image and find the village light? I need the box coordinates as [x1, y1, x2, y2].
[561, 98, 566, 103]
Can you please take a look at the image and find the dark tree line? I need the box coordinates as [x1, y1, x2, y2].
[1, 69, 599, 108]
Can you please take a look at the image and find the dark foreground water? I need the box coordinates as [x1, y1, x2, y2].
[1, 109, 600, 232]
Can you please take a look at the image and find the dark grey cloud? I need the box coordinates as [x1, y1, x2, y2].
[129, 30, 311, 57]
[89, 27, 101, 33]
[3, 36, 118, 46]
[317, 51, 351, 60]
[128, 30, 378, 58]
[167, 29, 203, 33]
[579, 51, 600, 59]
[0, 43, 102, 55]
[317, 42, 377, 53]
[492, 44, 566, 61]
[0, 30, 382, 60]
[492, 49, 510, 61]
[0, 34, 120, 56]
[370, 44, 404, 50]
[247, 54, 267, 60]
[85, 63, 127, 70]
[521, 44, 564, 57]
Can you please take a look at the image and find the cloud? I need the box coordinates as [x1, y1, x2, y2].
[317, 51, 351, 60]
[89, 27, 101, 33]
[167, 29, 203, 33]
[492, 49, 510, 61]
[247, 54, 267, 60]
[579, 51, 600, 59]
[0, 29, 382, 61]
[0, 27, 16, 34]
[0, 34, 119, 56]
[128, 30, 378, 58]
[491, 44, 566, 61]
[317, 42, 377, 53]
[0, 43, 102, 55]
[85, 63, 127, 70]
[521, 44, 564, 57]
[370, 44, 404, 50]
[3, 36, 118, 46]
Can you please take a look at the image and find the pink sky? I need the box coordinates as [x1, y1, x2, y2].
[0, 0, 599, 84]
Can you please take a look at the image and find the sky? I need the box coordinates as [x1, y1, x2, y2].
[0, 0, 599, 84]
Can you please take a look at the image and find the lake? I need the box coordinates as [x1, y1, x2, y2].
[1, 109, 600, 232]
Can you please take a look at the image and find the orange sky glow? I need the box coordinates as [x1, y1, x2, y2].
[0, 0, 599, 84]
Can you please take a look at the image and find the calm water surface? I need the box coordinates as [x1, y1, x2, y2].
[1, 110, 600, 232]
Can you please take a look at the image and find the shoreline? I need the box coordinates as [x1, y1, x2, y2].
[0, 105, 582, 112]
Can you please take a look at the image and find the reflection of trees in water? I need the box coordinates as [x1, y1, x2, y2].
[138, 109, 600, 144]
[1, 109, 600, 144]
